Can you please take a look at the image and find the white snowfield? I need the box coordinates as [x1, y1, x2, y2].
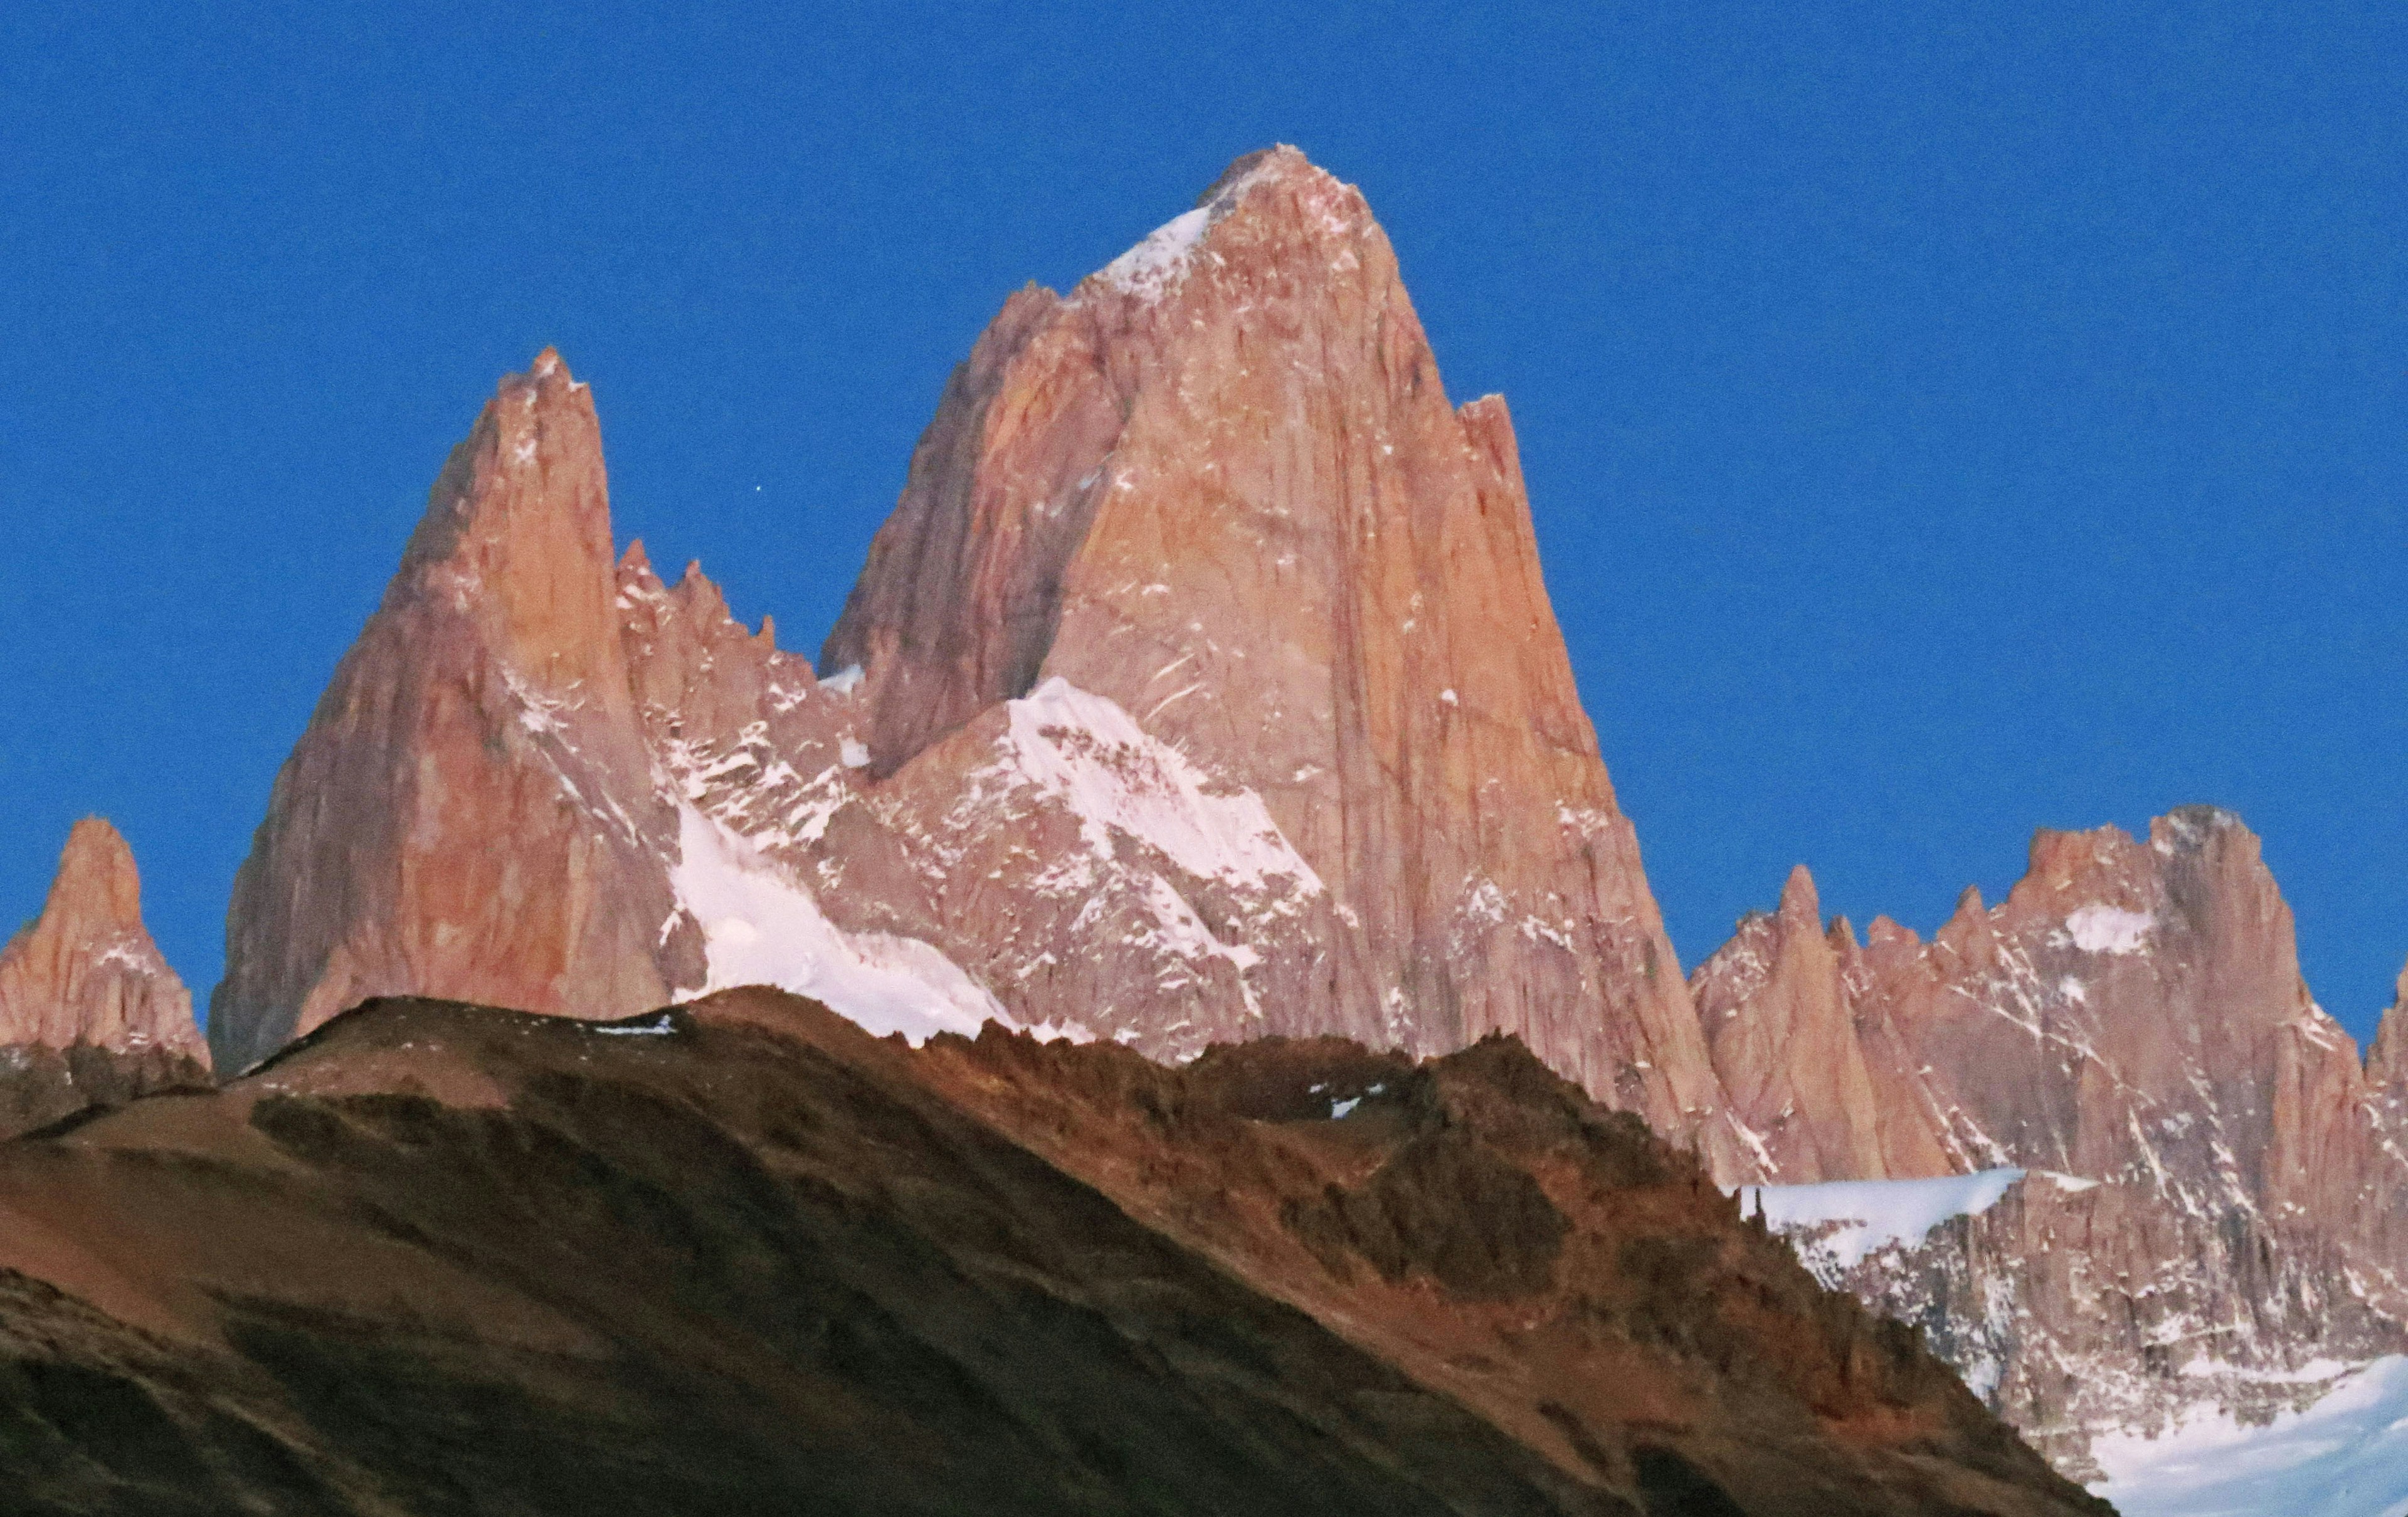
[1736, 1168, 2025, 1269]
[997, 678, 1323, 899]
[2064, 902, 2155, 955]
[667, 803, 1009, 1044]
[2090, 1355, 2408, 1517]
[1746, 1171, 2408, 1515]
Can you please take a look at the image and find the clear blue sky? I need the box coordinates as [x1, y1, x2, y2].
[4, 2, 2403, 1040]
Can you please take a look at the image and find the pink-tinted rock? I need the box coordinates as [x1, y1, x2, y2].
[825, 147, 1742, 1166]
[209, 352, 703, 1073]
[1703, 806, 2408, 1462]
[1690, 865, 1954, 1180]
[0, 818, 208, 1134]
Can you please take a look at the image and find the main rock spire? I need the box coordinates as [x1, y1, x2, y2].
[826, 145, 1745, 1166]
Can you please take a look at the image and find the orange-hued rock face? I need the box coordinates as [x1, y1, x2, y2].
[208, 352, 704, 1074]
[1696, 806, 2408, 1460]
[0, 819, 209, 1135]
[824, 147, 1742, 1168]
[0, 820, 203, 1059]
[1690, 865, 1955, 1182]
[213, 149, 1749, 1170]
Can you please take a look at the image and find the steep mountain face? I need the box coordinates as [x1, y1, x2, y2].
[1690, 867, 1951, 1181]
[1695, 807, 2408, 1464]
[820, 145, 1735, 1162]
[208, 149, 1748, 1173]
[209, 352, 703, 1073]
[0, 820, 209, 1137]
[0, 990, 2104, 1516]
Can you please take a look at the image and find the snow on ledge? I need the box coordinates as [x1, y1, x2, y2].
[2089, 1355, 2408, 1517]
[1736, 1168, 2026, 1269]
[667, 803, 1015, 1045]
[2066, 902, 2155, 955]
[998, 677, 1323, 899]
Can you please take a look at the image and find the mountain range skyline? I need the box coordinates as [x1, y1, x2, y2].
[7, 2, 2406, 1050]
[3, 107, 2402, 1506]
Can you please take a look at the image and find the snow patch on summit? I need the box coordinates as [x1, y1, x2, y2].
[1092, 157, 1284, 303]
[2066, 903, 2155, 956]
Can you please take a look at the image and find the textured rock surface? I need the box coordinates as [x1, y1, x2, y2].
[0, 820, 209, 1136]
[824, 146, 1741, 1167]
[209, 352, 705, 1074]
[2368, 962, 2408, 1097]
[1691, 867, 1951, 1181]
[1699, 807, 2408, 1466]
[211, 150, 1751, 1173]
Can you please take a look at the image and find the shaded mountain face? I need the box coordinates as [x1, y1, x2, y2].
[207, 148, 1747, 1173]
[0, 991, 2104, 1517]
[1691, 806, 2408, 1464]
[0, 820, 208, 1138]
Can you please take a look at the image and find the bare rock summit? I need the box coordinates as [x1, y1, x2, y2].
[0, 818, 208, 1135]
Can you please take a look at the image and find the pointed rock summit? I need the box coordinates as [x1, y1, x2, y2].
[2368, 961, 2408, 1094]
[1690, 865, 1946, 1181]
[0, 819, 208, 1135]
[826, 145, 1741, 1165]
[210, 351, 702, 1074]
[209, 149, 1751, 1172]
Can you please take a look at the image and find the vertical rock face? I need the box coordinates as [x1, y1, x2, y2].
[1699, 806, 2408, 1462]
[209, 149, 1748, 1170]
[209, 352, 703, 1074]
[0, 819, 209, 1135]
[825, 147, 1738, 1165]
[2367, 963, 2408, 1096]
[1690, 865, 1952, 1181]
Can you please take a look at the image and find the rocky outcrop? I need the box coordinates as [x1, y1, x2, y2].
[1689, 865, 1953, 1181]
[2368, 962, 2408, 1096]
[209, 150, 1754, 1174]
[0, 819, 209, 1135]
[1796, 1168, 2403, 1479]
[1701, 806, 2408, 1464]
[824, 146, 1741, 1167]
[209, 352, 707, 1074]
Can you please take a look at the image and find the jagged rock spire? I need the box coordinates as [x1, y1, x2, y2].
[2370, 959, 2408, 1092]
[0, 818, 203, 1057]
[1689, 864, 1933, 1181]
[824, 145, 1745, 1168]
[209, 351, 701, 1074]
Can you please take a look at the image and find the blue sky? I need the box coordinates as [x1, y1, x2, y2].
[4, 1, 2403, 1040]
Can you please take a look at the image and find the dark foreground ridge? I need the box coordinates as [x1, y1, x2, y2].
[0, 991, 2108, 1516]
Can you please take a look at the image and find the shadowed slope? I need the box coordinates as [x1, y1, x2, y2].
[0, 992, 2100, 1515]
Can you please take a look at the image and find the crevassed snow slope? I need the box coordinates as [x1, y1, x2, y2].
[668, 803, 1007, 1044]
[2091, 1355, 2408, 1517]
[1736, 1168, 2025, 1267]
